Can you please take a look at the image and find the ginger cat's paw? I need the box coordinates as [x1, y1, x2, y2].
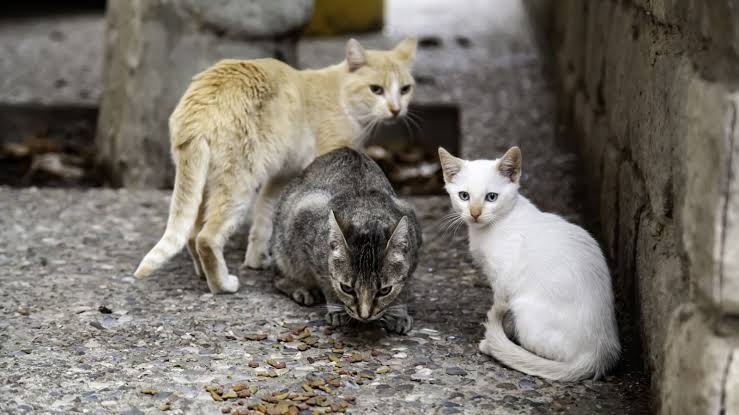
[208, 274, 240, 294]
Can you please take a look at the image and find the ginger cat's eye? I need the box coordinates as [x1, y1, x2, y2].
[341, 283, 354, 295]
[378, 286, 392, 296]
[485, 192, 499, 202]
[400, 85, 412, 95]
[370, 85, 384, 95]
[458, 191, 470, 201]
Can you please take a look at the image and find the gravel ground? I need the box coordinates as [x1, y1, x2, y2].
[0, 188, 647, 414]
[0, 1, 648, 413]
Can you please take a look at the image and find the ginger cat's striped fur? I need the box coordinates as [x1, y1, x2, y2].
[134, 38, 417, 294]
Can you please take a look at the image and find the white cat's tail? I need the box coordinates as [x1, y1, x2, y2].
[479, 305, 600, 382]
[134, 139, 209, 278]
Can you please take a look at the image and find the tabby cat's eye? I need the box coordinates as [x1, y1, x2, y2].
[400, 84, 412, 95]
[378, 286, 392, 297]
[458, 191, 470, 201]
[485, 192, 499, 202]
[370, 85, 384, 95]
[340, 283, 354, 295]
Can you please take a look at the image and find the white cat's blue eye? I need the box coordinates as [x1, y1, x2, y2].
[370, 85, 384, 95]
[485, 192, 498, 202]
[458, 191, 470, 201]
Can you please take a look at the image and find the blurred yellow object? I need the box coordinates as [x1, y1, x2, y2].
[304, 0, 384, 36]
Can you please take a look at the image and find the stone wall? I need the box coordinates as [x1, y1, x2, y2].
[552, 0, 739, 413]
[96, 0, 313, 188]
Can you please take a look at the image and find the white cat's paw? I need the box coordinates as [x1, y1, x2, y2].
[478, 339, 493, 356]
[243, 243, 272, 270]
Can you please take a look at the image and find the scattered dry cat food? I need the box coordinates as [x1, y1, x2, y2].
[221, 391, 238, 399]
[140, 388, 157, 395]
[294, 327, 311, 340]
[159, 401, 171, 411]
[206, 323, 409, 413]
[347, 353, 364, 363]
[245, 333, 268, 341]
[266, 359, 286, 369]
[290, 324, 307, 335]
[376, 365, 391, 374]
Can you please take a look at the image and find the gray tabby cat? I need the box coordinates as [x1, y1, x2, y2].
[271, 148, 422, 334]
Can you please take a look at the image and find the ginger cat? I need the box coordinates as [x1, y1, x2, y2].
[134, 38, 417, 294]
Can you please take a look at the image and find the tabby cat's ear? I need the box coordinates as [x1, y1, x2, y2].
[386, 216, 410, 255]
[393, 37, 417, 64]
[328, 210, 349, 254]
[497, 146, 522, 183]
[438, 147, 464, 183]
[346, 38, 367, 72]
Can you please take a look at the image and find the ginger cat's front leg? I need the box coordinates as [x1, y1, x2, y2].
[244, 176, 290, 269]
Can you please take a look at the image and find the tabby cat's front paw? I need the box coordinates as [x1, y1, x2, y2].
[243, 243, 272, 270]
[382, 313, 413, 335]
[325, 311, 351, 327]
[291, 288, 317, 306]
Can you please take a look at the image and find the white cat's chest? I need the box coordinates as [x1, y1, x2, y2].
[468, 226, 524, 289]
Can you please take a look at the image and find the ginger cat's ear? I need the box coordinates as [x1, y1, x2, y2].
[346, 38, 367, 72]
[438, 147, 464, 183]
[393, 37, 417, 64]
[498, 146, 522, 183]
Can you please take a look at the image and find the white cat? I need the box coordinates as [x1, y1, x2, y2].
[438, 146, 620, 381]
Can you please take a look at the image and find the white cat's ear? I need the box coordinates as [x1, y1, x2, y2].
[328, 210, 349, 253]
[438, 147, 464, 183]
[346, 38, 367, 72]
[393, 37, 417, 64]
[498, 146, 522, 182]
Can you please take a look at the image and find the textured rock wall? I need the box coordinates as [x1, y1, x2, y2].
[553, 0, 739, 412]
[96, 0, 313, 188]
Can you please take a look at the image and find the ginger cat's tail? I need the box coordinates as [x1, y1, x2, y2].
[479, 305, 601, 382]
[134, 139, 209, 278]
